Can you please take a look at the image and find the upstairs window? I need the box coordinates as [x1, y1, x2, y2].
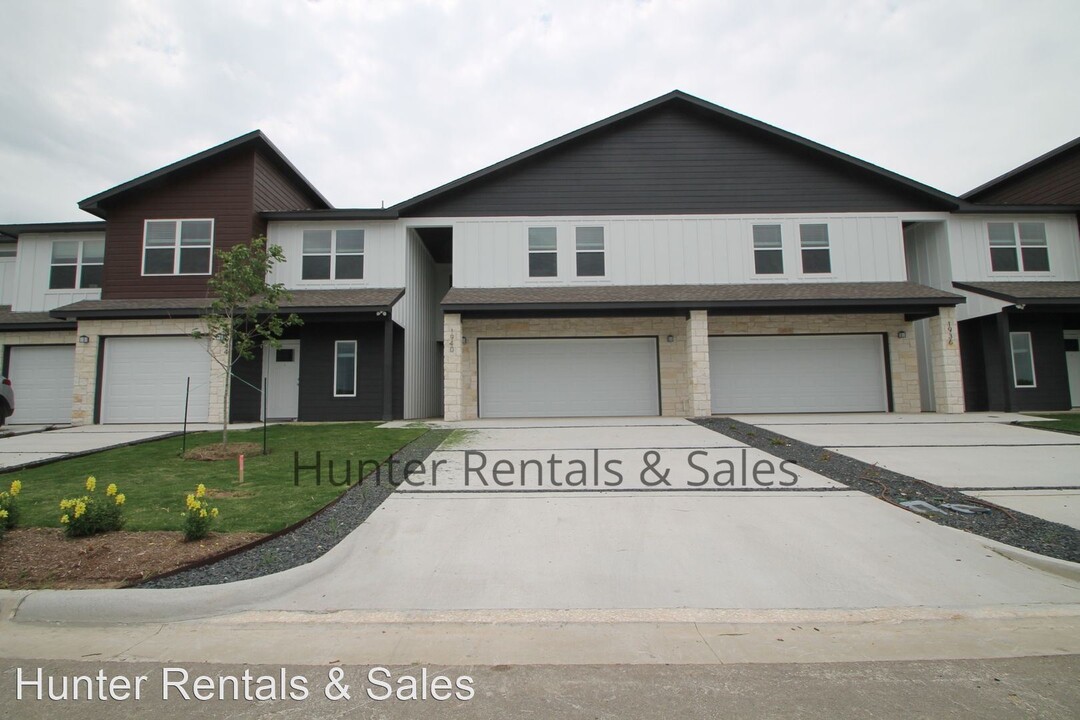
[799, 224, 831, 274]
[302, 229, 365, 280]
[50, 239, 105, 289]
[752, 224, 783, 275]
[143, 219, 213, 275]
[0, 245, 15, 258]
[575, 226, 605, 277]
[989, 222, 1049, 273]
[527, 227, 557, 278]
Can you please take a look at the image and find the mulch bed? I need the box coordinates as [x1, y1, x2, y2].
[693, 417, 1080, 564]
[0, 528, 266, 589]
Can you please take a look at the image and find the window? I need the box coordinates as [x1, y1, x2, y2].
[575, 226, 605, 277]
[50, 239, 105, 289]
[334, 341, 357, 397]
[143, 219, 213, 275]
[302, 229, 365, 281]
[799, 224, 831, 274]
[275, 348, 295, 363]
[1009, 332, 1036, 388]
[528, 227, 557, 278]
[0, 246, 15, 258]
[989, 221, 1049, 273]
[752, 225, 783, 275]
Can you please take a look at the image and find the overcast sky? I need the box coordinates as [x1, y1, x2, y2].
[2, 0, 1079, 222]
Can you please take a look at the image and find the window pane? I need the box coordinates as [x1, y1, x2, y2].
[990, 247, 1019, 272]
[576, 251, 605, 277]
[82, 239, 105, 263]
[528, 227, 557, 251]
[335, 254, 364, 279]
[801, 248, 831, 274]
[1010, 333, 1036, 387]
[335, 343, 356, 396]
[753, 224, 782, 249]
[49, 265, 77, 289]
[302, 230, 332, 254]
[302, 255, 331, 280]
[275, 348, 294, 363]
[179, 247, 211, 274]
[79, 264, 103, 289]
[576, 226, 604, 251]
[1021, 247, 1050, 272]
[144, 247, 175, 274]
[987, 223, 1016, 246]
[754, 249, 784, 274]
[145, 221, 177, 246]
[336, 229, 365, 253]
[180, 220, 212, 245]
[529, 252, 557, 277]
[0, 246, 15, 258]
[51, 240, 79, 264]
[1018, 222, 1046, 246]
[799, 224, 829, 248]
[1065, 338, 1080, 353]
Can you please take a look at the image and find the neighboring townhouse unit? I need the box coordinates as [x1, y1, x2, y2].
[907, 137, 1080, 412]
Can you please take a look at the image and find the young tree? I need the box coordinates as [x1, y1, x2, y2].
[193, 237, 301, 447]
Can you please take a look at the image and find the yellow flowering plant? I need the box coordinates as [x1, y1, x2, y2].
[57, 476, 126, 538]
[182, 484, 220, 541]
[0, 479, 22, 531]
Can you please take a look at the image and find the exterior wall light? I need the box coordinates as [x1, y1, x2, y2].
[666, 335, 675, 343]
[78, 335, 90, 344]
[897, 331, 906, 339]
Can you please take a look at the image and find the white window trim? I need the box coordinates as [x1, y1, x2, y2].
[525, 226, 560, 282]
[1009, 331, 1037, 388]
[797, 223, 834, 277]
[333, 340, 358, 398]
[50, 239, 104, 290]
[751, 224, 787, 278]
[141, 218, 215, 276]
[300, 228, 366, 284]
[572, 226, 608, 281]
[987, 221, 1052, 276]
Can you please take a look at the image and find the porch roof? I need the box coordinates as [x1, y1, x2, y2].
[953, 281, 1080, 305]
[49, 288, 405, 320]
[0, 305, 76, 331]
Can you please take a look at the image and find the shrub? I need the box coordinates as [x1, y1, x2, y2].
[0, 479, 21, 530]
[59, 476, 126, 538]
[183, 483, 220, 541]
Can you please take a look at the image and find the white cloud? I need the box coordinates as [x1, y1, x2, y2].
[1, 0, 1078, 221]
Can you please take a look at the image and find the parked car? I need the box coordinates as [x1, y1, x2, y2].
[0, 376, 14, 427]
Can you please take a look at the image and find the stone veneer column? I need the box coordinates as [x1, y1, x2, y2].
[929, 306, 965, 414]
[443, 313, 463, 421]
[71, 322, 101, 426]
[686, 310, 711, 416]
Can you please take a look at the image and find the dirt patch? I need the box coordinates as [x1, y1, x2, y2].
[0, 528, 267, 589]
[184, 442, 265, 461]
[205, 488, 255, 499]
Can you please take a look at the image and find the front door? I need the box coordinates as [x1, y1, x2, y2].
[1066, 331, 1080, 407]
[264, 340, 300, 419]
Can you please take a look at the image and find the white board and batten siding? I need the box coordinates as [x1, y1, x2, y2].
[448, 214, 909, 288]
[0, 256, 15, 306]
[11, 233, 103, 312]
[265, 221, 405, 289]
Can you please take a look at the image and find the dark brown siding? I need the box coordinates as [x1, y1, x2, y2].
[969, 147, 1080, 204]
[252, 150, 325, 238]
[101, 148, 257, 299]
[405, 104, 947, 217]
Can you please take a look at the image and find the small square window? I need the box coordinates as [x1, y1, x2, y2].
[275, 348, 295, 363]
[50, 238, 104, 289]
[142, 219, 213, 275]
[989, 222, 1049, 273]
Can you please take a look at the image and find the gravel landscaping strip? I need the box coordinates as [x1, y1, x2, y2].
[140, 429, 451, 589]
[693, 418, 1080, 564]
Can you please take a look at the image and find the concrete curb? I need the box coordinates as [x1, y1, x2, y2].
[983, 538, 1080, 583]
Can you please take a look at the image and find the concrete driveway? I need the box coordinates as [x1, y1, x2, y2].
[15, 417, 1080, 625]
[0, 423, 262, 471]
[738, 413, 1080, 530]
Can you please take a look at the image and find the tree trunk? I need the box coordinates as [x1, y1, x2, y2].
[222, 338, 232, 447]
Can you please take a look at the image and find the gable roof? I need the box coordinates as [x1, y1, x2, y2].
[392, 90, 962, 216]
[78, 130, 331, 217]
[962, 135, 1080, 205]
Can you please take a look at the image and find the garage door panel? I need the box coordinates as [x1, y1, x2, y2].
[103, 337, 211, 423]
[7, 346, 75, 424]
[710, 334, 887, 414]
[479, 338, 659, 418]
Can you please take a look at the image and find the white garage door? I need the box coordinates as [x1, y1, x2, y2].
[102, 336, 211, 423]
[710, 334, 888, 413]
[7, 345, 75, 424]
[479, 338, 660, 418]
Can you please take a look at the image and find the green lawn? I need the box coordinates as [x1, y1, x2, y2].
[1, 423, 426, 533]
[1018, 413, 1080, 434]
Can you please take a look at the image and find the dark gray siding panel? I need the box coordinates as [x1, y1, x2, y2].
[1007, 313, 1071, 412]
[405, 105, 948, 217]
[230, 347, 263, 423]
[297, 321, 404, 421]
